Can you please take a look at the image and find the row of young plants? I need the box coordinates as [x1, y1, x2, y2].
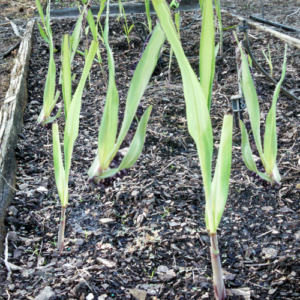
[35, 0, 287, 299]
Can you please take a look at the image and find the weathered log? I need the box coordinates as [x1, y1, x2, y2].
[0, 20, 35, 253]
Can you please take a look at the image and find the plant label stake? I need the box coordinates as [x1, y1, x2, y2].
[230, 94, 245, 129]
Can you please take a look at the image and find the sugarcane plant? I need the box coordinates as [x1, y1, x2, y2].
[238, 38, 287, 184]
[153, 0, 232, 299]
[88, 3, 166, 183]
[53, 37, 98, 255]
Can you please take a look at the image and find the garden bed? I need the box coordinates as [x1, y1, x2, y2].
[0, 9, 300, 300]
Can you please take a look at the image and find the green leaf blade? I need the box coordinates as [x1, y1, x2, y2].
[102, 22, 166, 168]
[199, 0, 215, 109]
[264, 45, 287, 180]
[52, 123, 66, 205]
[118, 106, 152, 170]
[64, 40, 98, 178]
[211, 115, 233, 233]
[97, 5, 119, 170]
[152, 0, 213, 227]
[62, 34, 72, 119]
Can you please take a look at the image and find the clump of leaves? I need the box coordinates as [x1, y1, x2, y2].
[88, 3, 166, 184]
[238, 37, 287, 185]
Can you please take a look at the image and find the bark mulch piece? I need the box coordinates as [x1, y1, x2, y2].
[0, 10, 300, 300]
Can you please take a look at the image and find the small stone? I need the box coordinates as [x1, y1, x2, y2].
[294, 230, 300, 240]
[279, 206, 294, 213]
[102, 284, 109, 290]
[169, 221, 180, 227]
[8, 206, 18, 216]
[158, 269, 176, 282]
[34, 286, 55, 300]
[131, 190, 139, 197]
[86, 293, 94, 300]
[269, 288, 277, 295]
[97, 258, 116, 268]
[19, 183, 28, 190]
[129, 288, 147, 300]
[171, 244, 181, 251]
[157, 265, 168, 273]
[261, 247, 278, 259]
[7, 231, 18, 241]
[99, 218, 115, 224]
[98, 295, 108, 300]
[262, 206, 273, 213]
[36, 186, 48, 193]
[75, 239, 85, 246]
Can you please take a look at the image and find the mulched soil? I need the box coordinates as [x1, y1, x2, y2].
[1, 8, 300, 300]
[221, 0, 300, 39]
[0, 20, 27, 108]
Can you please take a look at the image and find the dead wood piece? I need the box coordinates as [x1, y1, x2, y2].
[0, 20, 35, 254]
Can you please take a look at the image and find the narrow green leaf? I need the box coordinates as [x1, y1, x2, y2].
[102, 22, 166, 169]
[128, 24, 135, 34]
[43, 108, 61, 124]
[199, 0, 215, 109]
[70, 12, 84, 65]
[264, 45, 287, 180]
[211, 115, 232, 232]
[152, 0, 213, 226]
[42, 37, 56, 119]
[240, 121, 273, 182]
[238, 41, 268, 171]
[118, 106, 152, 170]
[52, 123, 66, 205]
[145, 0, 152, 32]
[87, 9, 97, 41]
[36, 0, 45, 25]
[96, 107, 152, 180]
[97, 4, 119, 170]
[37, 22, 49, 43]
[214, 0, 223, 56]
[62, 35, 71, 120]
[64, 40, 98, 179]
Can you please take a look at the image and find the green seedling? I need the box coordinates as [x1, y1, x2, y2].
[86, 6, 108, 86]
[153, 1, 233, 299]
[214, 0, 223, 56]
[238, 36, 287, 184]
[88, 2, 166, 182]
[145, 0, 152, 33]
[262, 44, 273, 78]
[118, 0, 134, 50]
[53, 38, 98, 255]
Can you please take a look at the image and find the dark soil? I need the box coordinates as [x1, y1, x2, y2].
[0, 20, 27, 108]
[221, 0, 300, 39]
[1, 8, 300, 300]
